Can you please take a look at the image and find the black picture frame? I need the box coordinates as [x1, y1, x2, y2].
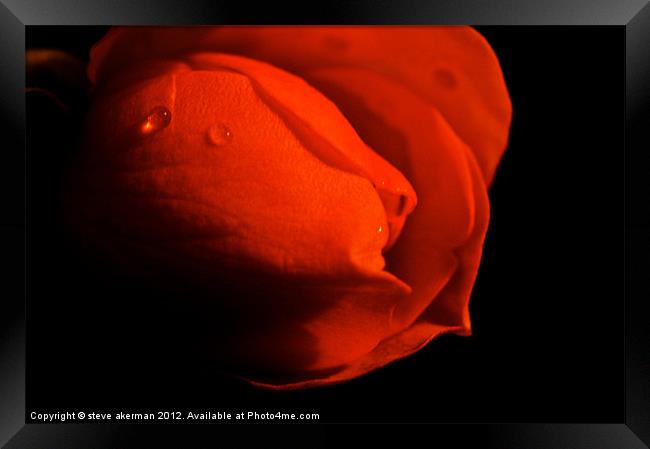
[1, 0, 649, 447]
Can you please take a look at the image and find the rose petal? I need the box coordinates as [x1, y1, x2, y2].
[302, 67, 476, 329]
[88, 26, 512, 185]
[254, 135, 489, 389]
[90, 44, 418, 251]
[421, 148, 490, 334]
[185, 52, 417, 248]
[77, 67, 419, 373]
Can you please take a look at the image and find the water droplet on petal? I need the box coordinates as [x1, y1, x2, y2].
[140, 106, 171, 135]
[378, 225, 384, 233]
[207, 123, 233, 146]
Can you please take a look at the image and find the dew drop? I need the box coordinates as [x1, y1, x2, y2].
[378, 225, 384, 233]
[207, 123, 233, 146]
[140, 106, 171, 135]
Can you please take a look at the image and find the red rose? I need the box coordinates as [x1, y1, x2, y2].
[72, 26, 511, 388]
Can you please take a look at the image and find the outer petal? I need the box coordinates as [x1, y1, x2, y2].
[303, 67, 475, 326]
[253, 128, 490, 390]
[249, 69, 490, 389]
[88, 26, 512, 185]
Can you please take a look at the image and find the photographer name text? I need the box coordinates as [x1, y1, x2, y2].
[29, 410, 319, 422]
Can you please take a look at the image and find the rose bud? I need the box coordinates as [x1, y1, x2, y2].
[67, 26, 511, 389]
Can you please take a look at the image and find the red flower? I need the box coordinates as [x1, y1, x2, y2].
[74, 26, 511, 388]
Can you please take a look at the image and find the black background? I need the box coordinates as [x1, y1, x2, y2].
[25, 26, 624, 423]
